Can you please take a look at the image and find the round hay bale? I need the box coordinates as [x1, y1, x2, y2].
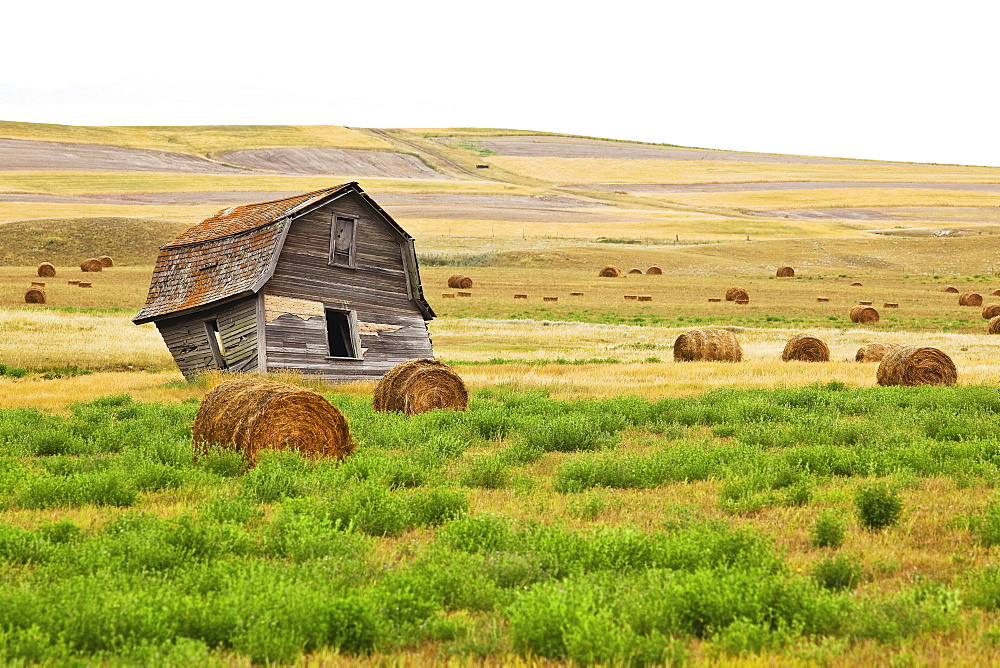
[373, 359, 469, 416]
[37, 262, 56, 277]
[447, 274, 473, 289]
[776, 266, 795, 277]
[598, 265, 622, 278]
[725, 286, 749, 302]
[959, 292, 983, 307]
[942, 286, 960, 293]
[989, 316, 1000, 335]
[97, 255, 114, 268]
[856, 342, 895, 363]
[24, 287, 46, 304]
[673, 327, 742, 362]
[646, 266, 663, 275]
[991, 289, 1000, 297]
[850, 305, 880, 324]
[192, 378, 354, 465]
[80, 258, 103, 272]
[850, 282, 863, 287]
[876, 346, 957, 387]
[782, 333, 830, 362]
[982, 304, 1000, 320]
[627, 268, 643, 274]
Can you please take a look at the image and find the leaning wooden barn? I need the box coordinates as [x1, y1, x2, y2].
[133, 184, 435, 381]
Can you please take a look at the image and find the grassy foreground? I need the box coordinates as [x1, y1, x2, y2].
[3, 385, 1000, 664]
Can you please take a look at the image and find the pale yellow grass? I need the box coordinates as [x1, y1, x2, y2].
[0, 371, 184, 412]
[652, 187, 1000, 210]
[489, 156, 1000, 185]
[0, 266, 153, 310]
[0, 202, 221, 224]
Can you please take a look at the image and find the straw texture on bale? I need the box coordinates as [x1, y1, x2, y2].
[942, 286, 960, 293]
[24, 287, 46, 304]
[989, 316, 1000, 335]
[776, 266, 795, 277]
[447, 274, 473, 289]
[37, 262, 56, 277]
[876, 346, 957, 387]
[646, 266, 663, 275]
[856, 342, 895, 363]
[850, 305, 880, 324]
[192, 378, 354, 464]
[598, 265, 622, 277]
[373, 359, 469, 416]
[725, 286, 749, 302]
[982, 304, 1000, 320]
[97, 255, 114, 268]
[673, 327, 743, 362]
[992, 289, 1000, 297]
[80, 258, 103, 272]
[782, 334, 830, 362]
[628, 268, 643, 274]
[959, 292, 983, 307]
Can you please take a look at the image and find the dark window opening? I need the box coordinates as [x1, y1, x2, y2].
[326, 309, 357, 358]
[331, 216, 356, 267]
[204, 319, 228, 369]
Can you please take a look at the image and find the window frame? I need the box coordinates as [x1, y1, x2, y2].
[329, 214, 358, 268]
[324, 307, 362, 360]
[203, 319, 228, 370]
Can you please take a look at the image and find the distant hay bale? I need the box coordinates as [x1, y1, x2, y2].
[983, 304, 1000, 319]
[67, 280, 80, 285]
[856, 343, 895, 363]
[782, 334, 830, 362]
[570, 292, 584, 296]
[817, 297, 829, 302]
[637, 295, 652, 302]
[735, 299, 750, 305]
[673, 327, 743, 362]
[776, 266, 795, 277]
[877, 346, 957, 387]
[373, 359, 469, 416]
[883, 303, 899, 308]
[97, 255, 114, 268]
[628, 268, 643, 274]
[442, 293, 456, 298]
[514, 294, 528, 299]
[989, 316, 1000, 335]
[850, 282, 863, 287]
[959, 292, 983, 306]
[543, 296, 558, 302]
[31, 281, 45, 287]
[725, 286, 749, 302]
[598, 265, 622, 277]
[708, 298, 722, 302]
[859, 300, 873, 306]
[192, 378, 353, 465]
[80, 258, 103, 272]
[624, 295, 637, 300]
[457, 291, 472, 298]
[646, 266, 663, 275]
[24, 287, 46, 304]
[943, 286, 960, 293]
[992, 289, 1000, 297]
[37, 262, 56, 277]
[78, 282, 92, 288]
[850, 306, 880, 323]
[447, 274, 473, 289]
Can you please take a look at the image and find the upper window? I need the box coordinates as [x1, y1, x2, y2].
[330, 216, 357, 267]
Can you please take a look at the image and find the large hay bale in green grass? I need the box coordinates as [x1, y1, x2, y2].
[876, 346, 957, 387]
[850, 305, 880, 324]
[373, 359, 469, 416]
[673, 327, 742, 362]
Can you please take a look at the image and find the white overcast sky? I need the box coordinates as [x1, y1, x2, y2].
[1, 0, 997, 166]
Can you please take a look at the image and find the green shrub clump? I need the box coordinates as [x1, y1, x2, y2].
[855, 482, 903, 530]
[811, 510, 846, 548]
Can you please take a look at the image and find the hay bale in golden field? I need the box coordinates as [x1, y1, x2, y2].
[817, 297, 829, 302]
[959, 292, 983, 306]
[859, 300, 873, 306]
[628, 268, 643, 274]
[447, 274, 473, 289]
[673, 327, 742, 362]
[637, 295, 652, 302]
[543, 296, 558, 302]
[856, 342, 895, 363]
[31, 281, 45, 287]
[850, 282, 863, 287]
[982, 304, 1000, 319]
[735, 299, 750, 305]
[24, 287, 46, 304]
[942, 286, 960, 293]
[598, 265, 622, 277]
[883, 303, 899, 308]
[97, 255, 114, 268]
[876, 346, 957, 387]
[80, 258, 103, 272]
[373, 359, 468, 416]
[782, 333, 830, 362]
[78, 282, 92, 288]
[850, 306, 880, 324]
[457, 291, 472, 298]
[514, 294, 527, 299]
[991, 289, 1000, 297]
[989, 316, 1000, 335]
[67, 280, 80, 285]
[37, 262, 56, 277]
[442, 293, 456, 298]
[725, 286, 749, 302]
[708, 298, 722, 302]
[570, 292, 584, 296]
[776, 266, 795, 277]
[646, 266, 663, 275]
[192, 377, 354, 465]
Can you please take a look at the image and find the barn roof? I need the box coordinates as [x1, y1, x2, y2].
[133, 183, 433, 324]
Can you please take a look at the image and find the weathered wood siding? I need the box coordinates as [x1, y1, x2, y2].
[263, 191, 433, 381]
[156, 296, 259, 380]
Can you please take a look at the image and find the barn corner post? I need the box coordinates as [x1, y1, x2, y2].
[133, 183, 436, 383]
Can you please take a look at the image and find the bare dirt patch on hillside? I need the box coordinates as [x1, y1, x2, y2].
[220, 148, 450, 179]
[575, 181, 1000, 193]
[0, 139, 245, 173]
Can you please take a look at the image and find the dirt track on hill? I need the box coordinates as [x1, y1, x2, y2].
[469, 136, 907, 165]
[0, 139, 245, 173]
[748, 206, 1000, 223]
[220, 148, 449, 179]
[572, 181, 1000, 193]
